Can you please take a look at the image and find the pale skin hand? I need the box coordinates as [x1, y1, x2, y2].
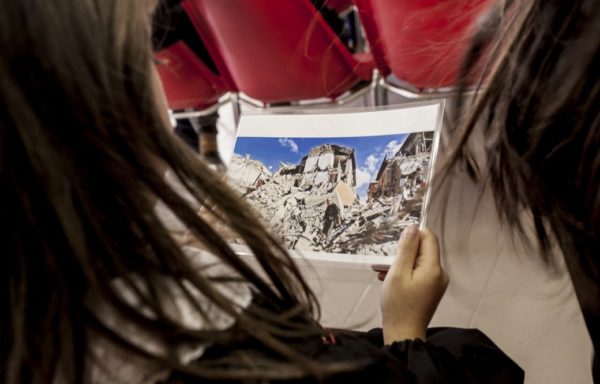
[379, 227, 449, 344]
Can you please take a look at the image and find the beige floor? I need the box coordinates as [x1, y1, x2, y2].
[213, 94, 594, 384]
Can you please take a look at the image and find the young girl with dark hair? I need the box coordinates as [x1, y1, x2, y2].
[441, 0, 600, 380]
[0, 0, 523, 382]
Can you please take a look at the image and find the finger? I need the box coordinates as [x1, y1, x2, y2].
[417, 228, 441, 268]
[394, 226, 420, 273]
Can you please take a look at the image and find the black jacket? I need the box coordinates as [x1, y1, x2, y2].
[166, 327, 524, 383]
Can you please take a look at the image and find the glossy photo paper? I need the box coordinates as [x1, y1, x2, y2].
[228, 102, 443, 266]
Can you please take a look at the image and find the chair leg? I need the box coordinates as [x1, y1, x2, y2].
[374, 71, 388, 106]
[369, 69, 379, 106]
[230, 92, 241, 128]
[376, 85, 388, 106]
[369, 78, 377, 107]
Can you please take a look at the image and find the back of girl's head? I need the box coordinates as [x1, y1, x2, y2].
[0, 1, 326, 382]
[442, 0, 600, 353]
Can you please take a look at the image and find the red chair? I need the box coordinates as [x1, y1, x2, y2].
[155, 41, 231, 113]
[354, 0, 493, 99]
[184, 0, 374, 106]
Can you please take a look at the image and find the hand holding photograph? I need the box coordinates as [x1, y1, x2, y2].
[227, 102, 443, 266]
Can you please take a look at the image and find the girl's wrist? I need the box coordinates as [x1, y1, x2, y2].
[383, 323, 426, 344]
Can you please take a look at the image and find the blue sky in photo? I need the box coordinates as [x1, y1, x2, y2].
[234, 134, 408, 200]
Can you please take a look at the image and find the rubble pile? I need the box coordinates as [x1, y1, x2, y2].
[228, 154, 272, 195]
[228, 132, 434, 257]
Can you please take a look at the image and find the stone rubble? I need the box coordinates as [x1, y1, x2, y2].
[228, 132, 434, 257]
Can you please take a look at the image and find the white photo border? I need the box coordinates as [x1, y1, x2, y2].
[231, 100, 445, 267]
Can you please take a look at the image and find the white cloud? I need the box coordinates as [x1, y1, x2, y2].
[355, 167, 372, 187]
[365, 154, 379, 173]
[383, 140, 402, 157]
[278, 137, 298, 153]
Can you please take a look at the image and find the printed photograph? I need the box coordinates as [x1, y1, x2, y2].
[227, 131, 435, 257]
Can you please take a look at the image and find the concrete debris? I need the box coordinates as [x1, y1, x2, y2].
[228, 133, 433, 257]
[228, 154, 272, 195]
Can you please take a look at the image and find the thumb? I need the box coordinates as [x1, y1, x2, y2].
[394, 226, 420, 274]
[417, 228, 441, 268]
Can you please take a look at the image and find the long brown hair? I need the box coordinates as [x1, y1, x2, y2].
[441, 0, 600, 359]
[0, 0, 335, 382]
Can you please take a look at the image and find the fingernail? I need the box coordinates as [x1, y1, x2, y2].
[401, 226, 418, 241]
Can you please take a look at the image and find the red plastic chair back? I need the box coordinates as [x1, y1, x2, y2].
[185, 0, 373, 103]
[355, 0, 492, 89]
[181, 1, 238, 92]
[155, 41, 229, 110]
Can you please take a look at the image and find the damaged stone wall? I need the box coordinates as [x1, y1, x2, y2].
[299, 144, 356, 189]
[368, 132, 432, 201]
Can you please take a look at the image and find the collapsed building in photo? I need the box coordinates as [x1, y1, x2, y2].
[228, 133, 434, 257]
[368, 132, 433, 201]
[298, 144, 356, 190]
